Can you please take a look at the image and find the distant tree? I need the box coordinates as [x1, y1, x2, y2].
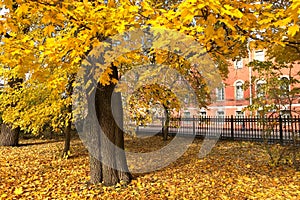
[245, 0, 300, 168]
[0, 78, 22, 146]
[246, 44, 300, 168]
[128, 83, 181, 140]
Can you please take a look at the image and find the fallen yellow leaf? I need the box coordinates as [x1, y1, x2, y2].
[14, 187, 23, 195]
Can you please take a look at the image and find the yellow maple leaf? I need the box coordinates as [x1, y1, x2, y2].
[44, 25, 55, 37]
[14, 187, 23, 195]
[288, 24, 299, 36]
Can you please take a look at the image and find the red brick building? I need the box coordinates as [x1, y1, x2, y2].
[184, 49, 300, 118]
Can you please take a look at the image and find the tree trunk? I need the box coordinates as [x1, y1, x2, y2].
[62, 120, 72, 158]
[62, 74, 75, 158]
[89, 154, 102, 184]
[0, 123, 19, 146]
[163, 106, 170, 141]
[89, 64, 132, 186]
[0, 78, 22, 146]
[113, 92, 132, 183]
[96, 80, 119, 186]
[86, 110, 103, 184]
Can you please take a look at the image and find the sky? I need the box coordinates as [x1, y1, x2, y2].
[0, 6, 9, 16]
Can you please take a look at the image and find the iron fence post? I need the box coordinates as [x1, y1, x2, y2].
[279, 115, 283, 145]
[161, 117, 164, 134]
[231, 115, 234, 140]
[193, 116, 195, 135]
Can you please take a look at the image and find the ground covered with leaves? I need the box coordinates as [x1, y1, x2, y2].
[1, 135, 300, 199]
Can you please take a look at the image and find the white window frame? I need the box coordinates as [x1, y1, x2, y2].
[200, 111, 207, 117]
[184, 111, 191, 118]
[217, 110, 225, 118]
[256, 80, 266, 98]
[236, 110, 244, 118]
[235, 110, 245, 125]
[254, 50, 265, 61]
[281, 110, 291, 118]
[216, 84, 225, 101]
[280, 110, 291, 125]
[235, 80, 244, 100]
[234, 58, 243, 69]
[279, 76, 290, 92]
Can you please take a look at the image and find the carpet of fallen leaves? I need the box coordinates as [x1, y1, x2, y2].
[1, 135, 300, 199]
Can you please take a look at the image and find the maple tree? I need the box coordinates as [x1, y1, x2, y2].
[246, 59, 300, 167]
[1, 0, 298, 187]
[0, 0, 140, 185]
[115, 47, 212, 140]
[253, 0, 300, 51]
[243, 0, 300, 168]
[123, 52, 212, 140]
[128, 83, 181, 140]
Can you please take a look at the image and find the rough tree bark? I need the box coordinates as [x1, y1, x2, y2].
[62, 75, 75, 158]
[88, 64, 131, 186]
[113, 92, 132, 183]
[62, 120, 72, 158]
[87, 107, 103, 184]
[0, 78, 23, 146]
[0, 123, 19, 146]
[89, 153, 102, 184]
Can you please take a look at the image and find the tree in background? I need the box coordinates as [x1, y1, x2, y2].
[245, 0, 300, 168]
[119, 48, 211, 141]
[128, 83, 181, 140]
[0, 78, 22, 146]
[247, 59, 300, 167]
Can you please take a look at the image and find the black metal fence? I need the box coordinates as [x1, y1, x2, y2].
[136, 115, 300, 145]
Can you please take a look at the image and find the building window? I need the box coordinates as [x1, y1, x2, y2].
[234, 58, 243, 69]
[217, 111, 225, 118]
[200, 111, 207, 117]
[235, 81, 244, 100]
[256, 80, 266, 98]
[254, 50, 265, 61]
[280, 77, 289, 94]
[281, 110, 291, 125]
[184, 111, 190, 118]
[236, 111, 244, 125]
[236, 111, 244, 118]
[216, 84, 225, 101]
[281, 110, 291, 118]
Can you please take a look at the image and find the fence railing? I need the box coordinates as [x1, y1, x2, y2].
[136, 115, 300, 145]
